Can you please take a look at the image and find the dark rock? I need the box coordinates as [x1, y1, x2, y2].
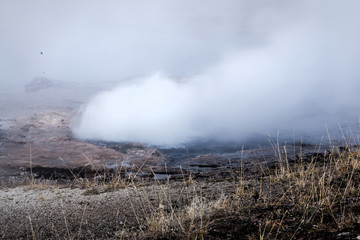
[25, 77, 54, 93]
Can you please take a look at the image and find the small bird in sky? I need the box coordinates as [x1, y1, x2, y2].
[40, 51, 43, 55]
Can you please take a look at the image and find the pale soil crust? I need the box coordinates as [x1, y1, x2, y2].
[1, 156, 360, 239]
[0, 171, 251, 239]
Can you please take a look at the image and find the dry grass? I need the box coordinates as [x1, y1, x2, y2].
[117, 141, 360, 239]
[5, 135, 360, 239]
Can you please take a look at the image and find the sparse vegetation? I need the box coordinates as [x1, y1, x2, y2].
[1, 136, 360, 239]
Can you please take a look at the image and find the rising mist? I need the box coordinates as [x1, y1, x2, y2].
[1, 1, 359, 146]
[74, 1, 360, 145]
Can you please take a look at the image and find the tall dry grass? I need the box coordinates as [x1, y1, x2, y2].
[20, 131, 360, 239]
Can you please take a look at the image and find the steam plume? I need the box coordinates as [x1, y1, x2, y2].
[74, 1, 360, 145]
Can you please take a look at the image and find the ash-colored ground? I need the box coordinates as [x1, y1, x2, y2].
[0, 179, 237, 239]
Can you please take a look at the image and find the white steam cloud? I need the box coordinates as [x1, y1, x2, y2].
[74, 0, 360, 145]
[3, 0, 357, 145]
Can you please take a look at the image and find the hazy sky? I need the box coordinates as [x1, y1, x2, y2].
[0, 0, 299, 88]
[1, 1, 360, 145]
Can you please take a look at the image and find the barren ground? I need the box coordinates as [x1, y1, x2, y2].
[1, 109, 360, 239]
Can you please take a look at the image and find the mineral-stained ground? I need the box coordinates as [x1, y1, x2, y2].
[1, 108, 360, 239]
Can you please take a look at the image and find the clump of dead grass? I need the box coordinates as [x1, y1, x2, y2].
[19, 133, 360, 239]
